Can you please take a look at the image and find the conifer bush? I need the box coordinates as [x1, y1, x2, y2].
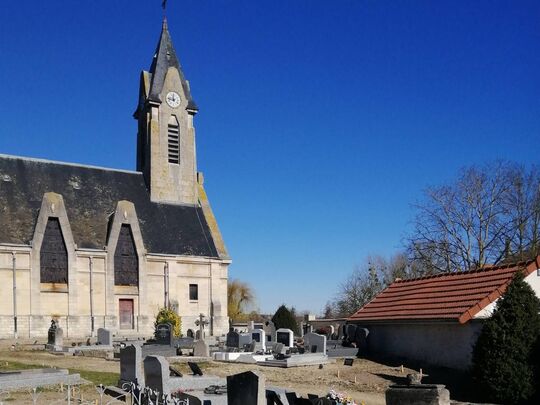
[471, 272, 540, 405]
[154, 307, 182, 337]
[271, 305, 300, 335]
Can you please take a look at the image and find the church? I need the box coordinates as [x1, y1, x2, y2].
[0, 19, 230, 339]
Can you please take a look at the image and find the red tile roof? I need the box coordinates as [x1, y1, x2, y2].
[348, 256, 540, 324]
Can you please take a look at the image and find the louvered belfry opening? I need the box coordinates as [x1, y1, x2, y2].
[114, 224, 139, 286]
[40, 218, 68, 284]
[167, 122, 180, 164]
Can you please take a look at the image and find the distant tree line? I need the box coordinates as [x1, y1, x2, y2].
[327, 161, 540, 318]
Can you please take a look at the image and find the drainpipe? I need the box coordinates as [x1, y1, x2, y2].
[12, 252, 17, 339]
[89, 257, 95, 336]
[164, 262, 170, 309]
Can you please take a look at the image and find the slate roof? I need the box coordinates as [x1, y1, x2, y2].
[348, 257, 540, 324]
[148, 18, 197, 111]
[0, 154, 218, 257]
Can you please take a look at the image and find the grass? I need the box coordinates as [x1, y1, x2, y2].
[0, 360, 119, 386]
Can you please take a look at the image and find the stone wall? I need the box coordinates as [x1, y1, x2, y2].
[362, 321, 483, 370]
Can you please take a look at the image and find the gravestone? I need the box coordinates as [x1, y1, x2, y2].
[143, 356, 171, 395]
[276, 328, 294, 347]
[227, 370, 266, 405]
[155, 323, 173, 346]
[303, 332, 327, 354]
[143, 355, 170, 395]
[226, 329, 240, 348]
[193, 339, 209, 357]
[248, 320, 255, 331]
[345, 324, 357, 340]
[120, 344, 144, 386]
[239, 333, 253, 348]
[47, 320, 63, 349]
[354, 327, 369, 351]
[251, 329, 266, 351]
[263, 320, 276, 342]
[97, 328, 112, 346]
[327, 325, 335, 338]
[188, 361, 203, 376]
[273, 342, 287, 355]
[337, 324, 345, 339]
[344, 358, 354, 366]
[176, 392, 202, 405]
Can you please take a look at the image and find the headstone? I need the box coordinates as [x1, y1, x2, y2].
[248, 320, 255, 331]
[263, 320, 276, 342]
[193, 340, 209, 357]
[47, 320, 63, 349]
[251, 329, 266, 351]
[239, 333, 253, 348]
[344, 358, 354, 366]
[337, 324, 345, 339]
[97, 328, 112, 346]
[143, 355, 170, 395]
[226, 329, 240, 348]
[176, 392, 202, 405]
[345, 324, 357, 340]
[120, 344, 144, 386]
[276, 329, 294, 347]
[327, 325, 335, 337]
[354, 327, 369, 351]
[188, 361, 203, 376]
[303, 332, 326, 354]
[227, 370, 266, 405]
[155, 323, 173, 346]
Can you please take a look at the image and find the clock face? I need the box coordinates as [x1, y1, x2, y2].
[166, 91, 181, 108]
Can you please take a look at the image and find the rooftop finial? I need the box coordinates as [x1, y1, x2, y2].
[161, 0, 168, 27]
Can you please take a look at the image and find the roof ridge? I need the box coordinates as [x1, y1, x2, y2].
[0, 153, 141, 175]
[392, 258, 536, 284]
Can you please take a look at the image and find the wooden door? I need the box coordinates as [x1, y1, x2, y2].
[119, 299, 134, 329]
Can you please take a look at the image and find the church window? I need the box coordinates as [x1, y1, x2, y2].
[40, 218, 68, 284]
[114, 224, 139, 286]
[167, 115, 180, 164]
[189, 284, 198, 301]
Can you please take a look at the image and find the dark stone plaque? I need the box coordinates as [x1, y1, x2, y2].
[344, 358, 354, 366]
[155, 323, 172, 346]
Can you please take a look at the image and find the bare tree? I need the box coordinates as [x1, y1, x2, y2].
[407, 162, 540, 273]
[333, 253, 415, 317]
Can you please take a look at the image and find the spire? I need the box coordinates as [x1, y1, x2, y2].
[148, 18, 197, 112]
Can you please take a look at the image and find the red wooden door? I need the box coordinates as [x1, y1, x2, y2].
[119, 299, 134, 329]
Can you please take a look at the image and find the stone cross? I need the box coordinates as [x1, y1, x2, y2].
[194, 313, 209, 340]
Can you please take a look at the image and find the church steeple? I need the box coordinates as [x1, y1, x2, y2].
[135, 18, 199, 205]
[147, 18, 197, 112]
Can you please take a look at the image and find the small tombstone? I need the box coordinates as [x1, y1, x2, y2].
[354, 327, 369, 351]
[248, 320, 255, 331]
[47, 319, 63, 348]
[155, 323, 173, 346]
[187, 329, 194, 338]
[251, 329, 266, 351]
[304, 332, 327, 354]
[188, 361, 204, 376]
[337, 324, 345, 339]
[227, 370, 266, 405]
[327, 325, 335, 338]
[345, 324, 357, 340]
[143, 355, 170, 395]
[193, 339, 209, 357]
[97, 328, 112, 346]
[276, 328, 294, 347]
[120, 344, 144, 386]
[344, 358, 354, 366]
[226, 329, 240, 348]
[239, 333, 253, 348]
[263, 320, 276, 342]
[176, 392, 202, 405]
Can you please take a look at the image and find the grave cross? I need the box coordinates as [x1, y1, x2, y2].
[194, 313, 209, 339]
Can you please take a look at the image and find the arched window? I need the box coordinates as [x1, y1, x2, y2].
[167, 115, 180, 164]
[40, 218, 68, 284]
[114, 224, 139, 286]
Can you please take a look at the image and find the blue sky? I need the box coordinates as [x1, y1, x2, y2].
[0, 1, 538, 314]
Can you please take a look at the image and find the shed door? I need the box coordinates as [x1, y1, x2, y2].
[119, 299, 134, 329]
